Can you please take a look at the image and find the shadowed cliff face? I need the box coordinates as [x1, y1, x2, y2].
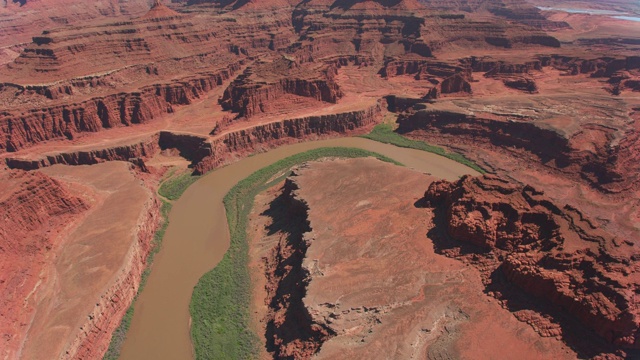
[249, 159, 580, 360]
[261, 178, 336, 359]
[0, 64, 242, 152]
[422, 175, 640, 357]
[396, 90, 639, 194]
[330, 0, 423, 10]
[0, 172, 87, 360]
[0, 0, 567, 154]
[0, 0, 638, 358]
[4, 101, 383, 173]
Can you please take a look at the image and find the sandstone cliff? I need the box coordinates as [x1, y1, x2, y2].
[3, 162, 163, 360]
[0, 65, 241, 153]
[423, 175, 640, 354]
[64, 193, 161, 360]
[220, 67, 344, 118]
[0, 171, 89, 359]
[5, 100, 383, 174]
[397, 108, 635, 193]
[194, 101, 384, 173]
[5, 136, 161, 170]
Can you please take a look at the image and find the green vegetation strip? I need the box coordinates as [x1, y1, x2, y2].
[105, 169, 202, 359]
[159, 172, 201, 201]
[103, 200, 172, 360]
[190, 147, 401, 360]
[360, 123, 485, 173]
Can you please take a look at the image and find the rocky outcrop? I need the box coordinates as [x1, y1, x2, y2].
[379, 59, 471, 80]
[483, 60, 543, 75]
[220, 68, 344, 118]
[0, 171, 88, 246]
[605, 109, 640, 194]
[380, 59, 473, 98]
[465, 57, 544, 92]
[5, 136, 161, 170]
[540, 55, 610, 76]
[487, 35, 560, 48]
[420, 0, 570, 30]
[606, 71, 640, 95]
[186, 0, 300, 8]
[503, 76, 538, 93]
[423, 175, 640, 350]
[291, 0, 433, 59]
[4, 131, 210, 171]
[0, 0, 152, 47]
[398, 109, 573, 166]
[0, 171, 89, 359]
[397, 109, 633, 192]
[64, 195, 161, 360]
[261, 176, 335, 358]
[539, 55, 640, 82]
[251, 158, 581, 359]
[6, 101, 383, 174]
[194, 101, 383, 174]
[1, 162, 163, 360]
[4, 7, 234, 80]
[465, 55, 639, 95]
[439, 73, 472, 94]
[0, 65, 241, 153]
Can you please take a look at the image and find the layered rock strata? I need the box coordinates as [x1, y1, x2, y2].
[5, 136, 161, 170]
[422, 175, 640, 354]
[0, 64, 243, 153]
[0, 171, 89, 359]
[249, 158, 576, 359]
[0, 0, 152, 47]
[219, 59, 344, 119]
[0, 1, 299, 153]
[11, 162, 161, 360]
[5, 101, 383, 173]
[194, 101, 383, 173]
[1, 0, 638, 358]
[419, 0, 570, 30]
[291, 0, 561, 64]
[397, 105, 636, 193]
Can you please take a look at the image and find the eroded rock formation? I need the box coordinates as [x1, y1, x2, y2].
[397, 104, 636, 194]
[0, 171, 89, 359]
[195, 101, 383, 173]
[419, 0, 571, 30]
[0, 64, 243, 152]
[249, 158, 577, 359]
[423, 175, 640, 354]
[219, 59, 344, 119]
[5, 100, 382, 173]
[1, 0, 639, 358]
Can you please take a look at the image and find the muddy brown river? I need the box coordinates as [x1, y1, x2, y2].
[118, 137, 480, 360]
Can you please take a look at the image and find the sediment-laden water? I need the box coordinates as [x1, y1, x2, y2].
[119, 137, 479, 360]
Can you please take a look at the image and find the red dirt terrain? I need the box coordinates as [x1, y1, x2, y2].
[423, 175, 639, 358]
[0, 0, 638, 358]
[0, 0, 153, 64]
[249, 158, 577, 359]
[0, 162, 160, 359]
[0, 170, 88, 358]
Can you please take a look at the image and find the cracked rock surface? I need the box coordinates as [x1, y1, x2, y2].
[249, 157, 576, 359]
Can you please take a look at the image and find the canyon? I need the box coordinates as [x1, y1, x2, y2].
[0, 0, 638, 358]
[423, 175, 639, 357]
[249, 158, 577, 360]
